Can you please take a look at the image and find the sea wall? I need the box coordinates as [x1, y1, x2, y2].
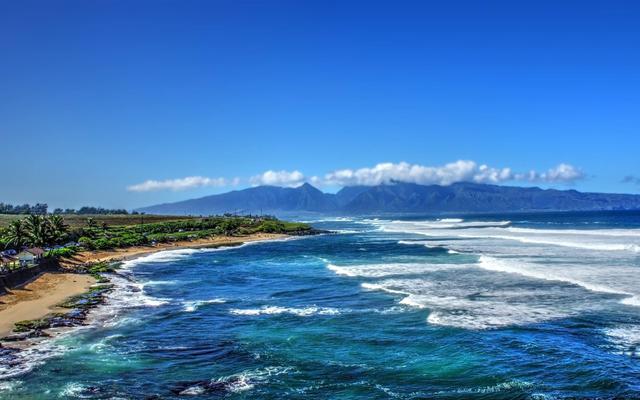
[0, 260, 59, 294]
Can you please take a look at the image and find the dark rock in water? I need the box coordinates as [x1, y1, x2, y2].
[290, 228, 331, 236]
[1, 333, 29, 342]
[49, 317, 78, 328]
[0, 345, 20, 367]
[31, 329, 49, 338]
[85, 386, 101, 394]
[66, 309, 88, 320]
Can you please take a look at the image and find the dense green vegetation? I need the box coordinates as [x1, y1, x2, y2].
[1, 214, 70, 249]
[0, 202, 48, 215]
[74, 215, 311, 251]
[52, 206, 133, 215]
[0, 213, 194, 229]
[0, 202, 134, 215]
[0, 214, 313, 252]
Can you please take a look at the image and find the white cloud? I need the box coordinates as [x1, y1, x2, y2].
[127, 176, 232, 192]
[515, 163, 584, 183]
[319, 161, 583, 187]
[249, 170, 305, 187]
[127, 162, 585, 192]
[541, 163, 585, 183]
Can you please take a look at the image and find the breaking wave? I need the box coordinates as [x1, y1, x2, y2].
[230, 306, 341, 317]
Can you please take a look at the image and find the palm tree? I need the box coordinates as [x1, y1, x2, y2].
[4, 219, 28, 249]
[25, 214, 49, 247]
[47, 214, 69, 243]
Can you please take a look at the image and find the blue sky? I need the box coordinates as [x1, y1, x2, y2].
[1, 0, 639, 209]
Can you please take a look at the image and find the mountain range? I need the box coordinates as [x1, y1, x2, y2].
[136, 182, 640, 215]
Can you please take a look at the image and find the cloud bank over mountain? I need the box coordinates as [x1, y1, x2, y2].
[127, 160, 585, 192]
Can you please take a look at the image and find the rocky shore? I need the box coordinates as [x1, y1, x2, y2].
[1, 283, 113, 343]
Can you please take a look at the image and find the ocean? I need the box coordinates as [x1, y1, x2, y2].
[1, 211, 639, 399]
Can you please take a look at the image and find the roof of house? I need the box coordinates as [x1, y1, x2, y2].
[1, 255, 17, 264]
[24, 247, 45, 256]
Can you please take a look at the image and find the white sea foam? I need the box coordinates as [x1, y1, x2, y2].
[442, 379, 534, 395]
[438, 218, 464, 223]
[359, 274, 582, 330]
[59, 382, 90, 398]
[119, 249, 200, 270]
[88, 334, 124, 353]
[464, 233, 640, 253]
[299, 216, 355, 223]
[375, 219, 640, 253]
[603, 325, 640, 356]
[334, 229, 360, 234]
[507, 226, 640, 237]
[182, 298, 226, 312]
[328, 262, 470, 278]
[141, 280, 179, 286]
[0, 324, 86, 380]
[379, 219, 511, 230]
[230, 306, 340, 317]
[223, 366, 294, 393]
[179, 385, 206, 395]
[118, 236, 297, 271]
[477, 255, 640, 308]
[177, 366, 295, 395]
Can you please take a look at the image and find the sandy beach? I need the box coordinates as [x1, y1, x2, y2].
[0, 273, 96, 337]
[0, 233, 286, 338]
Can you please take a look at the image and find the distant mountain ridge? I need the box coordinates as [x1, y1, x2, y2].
[137, 182, 640, 215]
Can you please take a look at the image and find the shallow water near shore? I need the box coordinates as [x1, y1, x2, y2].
[1, 211, 640, 399]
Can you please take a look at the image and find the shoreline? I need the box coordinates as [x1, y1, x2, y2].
[0, 273, 97, 338]
[0, 233, 287, 347]
[59, 232, 288, 268]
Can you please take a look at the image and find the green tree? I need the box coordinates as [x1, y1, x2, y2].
[220, 219, 240, 236]
[47, 214, 69, 243]
[4, 219, 28, 249]
[25, 214, 50, 247]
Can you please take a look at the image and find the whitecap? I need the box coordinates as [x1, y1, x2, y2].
[603, 325, 640, 356]
[328, 262, 469, 278]
[477, 255, 640, 308]
[182, 298, 226, 312]
[229, 306, 340, 317]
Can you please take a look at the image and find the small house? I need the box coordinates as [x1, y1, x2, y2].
[0, 255, 18, 272]
[17, 247, 45, 267]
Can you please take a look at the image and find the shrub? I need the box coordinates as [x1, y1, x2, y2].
[14, 319, 50, 332]
[78, 236, 95, 250]
[44, 247, 76, 259]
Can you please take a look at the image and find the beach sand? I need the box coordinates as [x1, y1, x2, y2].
[0, 273, 96, 337]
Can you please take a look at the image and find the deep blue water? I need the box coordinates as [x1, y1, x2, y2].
[1, 211, 640, 399]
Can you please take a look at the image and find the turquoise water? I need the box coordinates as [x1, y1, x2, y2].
[1, 211, 640, 399]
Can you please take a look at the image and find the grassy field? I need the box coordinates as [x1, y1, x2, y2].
[0, 214, 195, 229]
